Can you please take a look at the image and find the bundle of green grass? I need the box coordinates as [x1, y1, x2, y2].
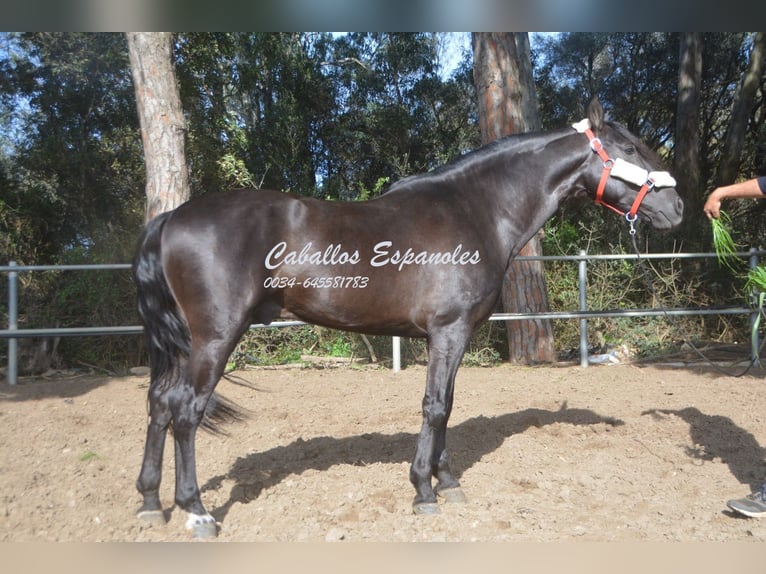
[711, 211, 766, 290]
[712, 212, 766, 361]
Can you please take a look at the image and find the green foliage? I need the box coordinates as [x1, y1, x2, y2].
[534, 32, 677, 149]
[540, 216, 724, 358]
[217, 153, 257, 189]
[227, 326, 368, 369]
[746, 266, 766, 292]
[6, 33, 143, 259]
[352, 176, 389, 202]
[223, 321, 508, 370]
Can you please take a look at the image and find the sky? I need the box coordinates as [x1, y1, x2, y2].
[439, 32, 470, 79]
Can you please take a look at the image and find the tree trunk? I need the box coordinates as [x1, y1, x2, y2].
[674, 33, 703, 238]
[472, 32, 555, 364]
[126, 32, 190, 221]
[717, 32, 766, 186]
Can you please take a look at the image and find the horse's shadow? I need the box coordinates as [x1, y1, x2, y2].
[202, 403, 624, 523]
[642, 407, 766, 492]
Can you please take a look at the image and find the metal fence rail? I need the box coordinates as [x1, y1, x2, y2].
[2, 249, 764, 384]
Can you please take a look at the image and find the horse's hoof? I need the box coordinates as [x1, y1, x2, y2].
[191, 521, 219, 539]
[186, 513, 218, 539]
[136, 509, 166, 527]
[438, 487, 468, 504]
[413, 502, 441, 515]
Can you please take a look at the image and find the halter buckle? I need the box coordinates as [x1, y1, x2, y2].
[589, 137, 604, 153]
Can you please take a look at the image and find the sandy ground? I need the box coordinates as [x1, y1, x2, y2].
[2, 361, 766, 542]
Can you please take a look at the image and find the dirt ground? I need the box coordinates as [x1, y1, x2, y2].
[2, 359, 766, 542]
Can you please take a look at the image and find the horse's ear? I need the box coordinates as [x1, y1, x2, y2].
[587, 97, 604, 132]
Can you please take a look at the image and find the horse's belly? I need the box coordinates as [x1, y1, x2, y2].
[280, 290, 425, 336]
[275, 272, 497, 338]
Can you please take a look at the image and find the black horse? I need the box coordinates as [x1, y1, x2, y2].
[132, 99, 683, 537]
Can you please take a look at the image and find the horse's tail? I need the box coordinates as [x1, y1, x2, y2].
[133, 211, 190, 392]
[133, 211, 246, 432]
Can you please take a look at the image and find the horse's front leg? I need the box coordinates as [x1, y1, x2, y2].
[410, 325, 470, 514]
[432, 422, 468, 503]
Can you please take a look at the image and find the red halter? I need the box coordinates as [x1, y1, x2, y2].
[582, 127, 653, 221]
[572, 119, 675, 231]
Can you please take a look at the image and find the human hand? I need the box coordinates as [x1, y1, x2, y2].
[703, 190, 723, 220]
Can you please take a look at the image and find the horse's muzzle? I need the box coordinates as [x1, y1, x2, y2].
[656, 195, 684, 230]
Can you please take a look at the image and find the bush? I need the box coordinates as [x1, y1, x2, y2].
[540, 214, 748, 359]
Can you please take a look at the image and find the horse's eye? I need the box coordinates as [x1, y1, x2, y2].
[623, 146, 636, 155]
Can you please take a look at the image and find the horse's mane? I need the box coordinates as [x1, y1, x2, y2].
[384, 120, 668, 196]
[384, 128, 567, 194]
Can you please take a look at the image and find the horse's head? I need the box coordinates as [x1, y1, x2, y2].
[574, 98, 683, 231]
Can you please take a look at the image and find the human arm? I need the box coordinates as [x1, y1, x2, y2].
[703, 177, 766, 220]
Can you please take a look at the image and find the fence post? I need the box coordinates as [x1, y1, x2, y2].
[7, 261, 18, 385]
[579, 250, 588, 368]
[749, 247, 761, 367]
[392, 336, 401, 373]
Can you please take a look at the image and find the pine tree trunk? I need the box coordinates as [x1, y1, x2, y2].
[472, 32, 555, 364]
[126, 32, 190, 221]
[674, 33, 702, 238]
[717, 32, 766, 186]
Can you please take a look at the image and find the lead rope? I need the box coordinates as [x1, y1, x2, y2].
[628, 227, 765, 377]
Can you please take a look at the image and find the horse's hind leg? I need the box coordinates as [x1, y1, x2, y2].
[135, 375, 176, 526]
[169, 385, 216, 538]
[136, 324, 247, 537]
[170, 332, 249, 538]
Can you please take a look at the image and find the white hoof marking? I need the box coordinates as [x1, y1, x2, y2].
[185, 512, 216, 530]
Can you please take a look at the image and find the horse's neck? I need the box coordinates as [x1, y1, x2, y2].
[478, 130, 588, 258]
